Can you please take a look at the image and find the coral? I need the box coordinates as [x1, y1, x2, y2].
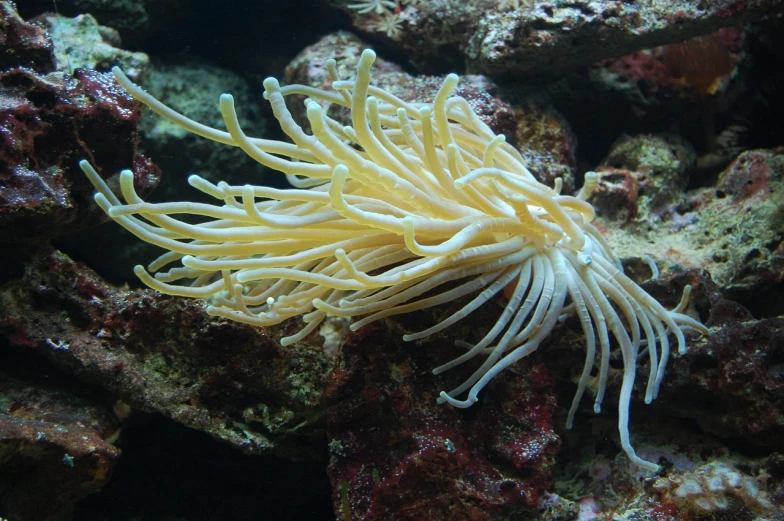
[347, 0, 397, 14]
[660, 29, 738, 97]
[499, 0, 533, 10]
[366, 12, 404, 38]
[593, 27, 744, 109]
[346, 0, 408, 39]
[654, 461, 773, 514]
[553, 431, 781, 520]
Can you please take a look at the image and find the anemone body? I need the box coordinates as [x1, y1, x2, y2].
[81, 49, 707, 471]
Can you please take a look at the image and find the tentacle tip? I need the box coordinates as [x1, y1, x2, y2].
[441, 391, 459, 403]
[639, 461, 660, 473]
[438, 392, 476, 408]
[306, 97, 321, 110]
[111, 66, 128, 82]
[332, 164, 350, 178]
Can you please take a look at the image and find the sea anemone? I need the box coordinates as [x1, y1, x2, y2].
[81, 49, 707, 471]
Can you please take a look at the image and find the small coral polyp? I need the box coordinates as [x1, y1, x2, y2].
[655, 462, 773, 513]
[82, 49, 706, 471]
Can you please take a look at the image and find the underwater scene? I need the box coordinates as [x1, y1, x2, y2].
[1, 0, 784, 519]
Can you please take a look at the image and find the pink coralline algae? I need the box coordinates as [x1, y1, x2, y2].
[324, 308, 561, 521]
[0, 66, 159, 242]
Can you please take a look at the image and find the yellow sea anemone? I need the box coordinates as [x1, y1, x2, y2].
[81, 49, 707, 471]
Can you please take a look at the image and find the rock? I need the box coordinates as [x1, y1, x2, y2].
[331, 0, 784, 77]
[0, 249, 335, 461]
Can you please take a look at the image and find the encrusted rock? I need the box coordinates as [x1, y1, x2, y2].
[0, 0, 54, 72]
[325, 305, 561, 520]
[0, 67, 159, 243]
[596, 148, 784, 313]
[0, 364, 121, 521]
[331, 0, 783, 77]
[591, 133, 696, 225]
[36, 13, 149, 81]
[0, 249, 335, 460]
